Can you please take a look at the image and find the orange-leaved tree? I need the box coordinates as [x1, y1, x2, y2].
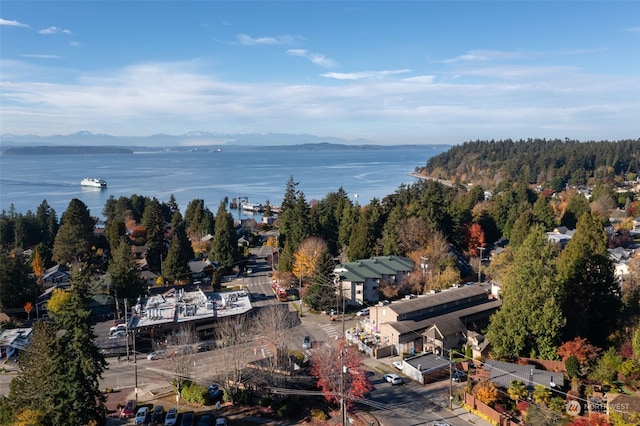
[31, 251, 45, 283]
[474, 380, 499, 406]
[557, 337, 601, 366]
[23, 302, 33, 320]
[467, 223, 486, 257]
[310, 339, 372, 409]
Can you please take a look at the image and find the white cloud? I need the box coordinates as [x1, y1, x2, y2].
[0, 18, 29, 28]
[38, 26, 72, 35]
[441, 49, 525, 64]
[321, 69, 411, 80]
[21, 54, 62, 59]
[624, 26, 640, 33]
[286, 49, 337, 68]
[69, 41, 80, 47]
[236, 33, 296, 45]
[0, 59, 637, 143]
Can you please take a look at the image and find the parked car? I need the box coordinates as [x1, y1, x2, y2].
[147, 350, 167, 360]
[197, 414, 213, 426]
[356, 308, 370, 316]
[209, 388, 224, 403]
[215, 418, 227, 426]
[109, 330, 126, 339]
[383, 373, 403, 385]
[164, 408, 178, 426]
[180, 411, 195, 426]
[195, 341, 215, 352]
[452, 370, 466, 382]
[122, 399, 137, 418]
[110, 324, 127, 335]
[302, 335, 311, 349]
[392, 360, 403, 370]
[151, 405, 165, 423]
[135, 407, 149, 424]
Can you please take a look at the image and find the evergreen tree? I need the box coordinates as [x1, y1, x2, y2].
[209, 202, 237, 270]
[167, 194, 180, 216]
[36, 200, 58, 247]
[277, 176, 299, 249]
[532, 193, 556, 230]
[184, 199, 214, 239]
[107, 237, 144, 301]
[9, 267, 107, 425]
[381, 204, 404, 255]
[289, 192, 311, 250]
[486, 226, 565, 359]
[557, 212, 620, 348]
[560, 191, 590, 229]
[508, 209, 535, 249]
[0, 250, 38, 310]
[142, 198, 168, 273]
[347, 206, 375, 261]
[163, 213, 194, 283]
[304, 247, 339, 311]
[338, 204, 358, 250]
[52, 198, 95, 265]
[104, 217, 126, 251]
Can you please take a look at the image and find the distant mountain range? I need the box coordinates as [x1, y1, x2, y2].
[0, 130, 392, 149]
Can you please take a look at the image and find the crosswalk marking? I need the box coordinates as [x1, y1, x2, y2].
[320, 324, 340, 339]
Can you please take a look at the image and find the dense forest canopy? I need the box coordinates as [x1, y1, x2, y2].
[420, 139, 640, 190]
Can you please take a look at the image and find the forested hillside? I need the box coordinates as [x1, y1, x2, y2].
[419, 139, 640, 190]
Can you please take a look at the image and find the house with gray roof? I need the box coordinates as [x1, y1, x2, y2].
[333, 255, 414, 305]
[41, 264, 71, 288]
[482, 359, 564, 391]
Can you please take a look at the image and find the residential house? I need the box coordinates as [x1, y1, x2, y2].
[41, 264, 71, 288]
[608, 247, 635, 281]
[482, 359, 564, 391]
[334, 256, 413, 306]
[0, 328, 32, 359]
[546, 227, 574, 247]
[188, 258, 216, 284]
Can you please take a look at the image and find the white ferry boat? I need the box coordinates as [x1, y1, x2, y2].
[81, 177, 107, 188]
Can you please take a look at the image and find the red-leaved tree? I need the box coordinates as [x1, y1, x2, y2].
[310, 339, 372, 409]
[557, 337, 601, 366]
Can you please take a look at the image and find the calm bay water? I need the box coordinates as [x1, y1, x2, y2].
[0, 145, 447, 219]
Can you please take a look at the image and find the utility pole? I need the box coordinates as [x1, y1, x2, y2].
[133, 329, 138, 403]
[124, 299, 130, 361]
[449, 348, 453, 410]
[477, 246, 485, 283]
[333, 271, 348, 426]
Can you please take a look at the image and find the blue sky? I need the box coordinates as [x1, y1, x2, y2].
[1, 1, 639, 145]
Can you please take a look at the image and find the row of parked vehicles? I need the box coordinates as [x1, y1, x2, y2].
[122, 400, 226, 425]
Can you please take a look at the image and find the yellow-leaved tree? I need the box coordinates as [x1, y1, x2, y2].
[292, 237, 327, 284]
[474, 380, 499, 406]
[46, 289, 72, 317]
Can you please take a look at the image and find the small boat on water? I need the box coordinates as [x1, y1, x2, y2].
[81, 177, 107, 188]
